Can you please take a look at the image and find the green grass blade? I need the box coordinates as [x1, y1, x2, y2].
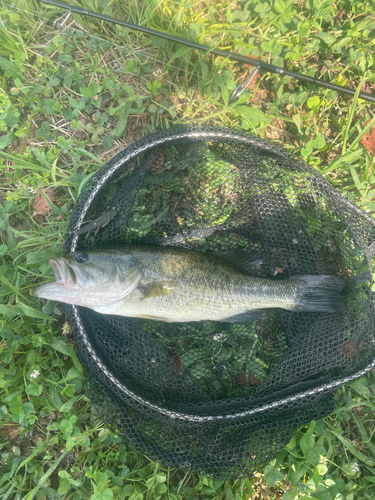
[21, 450, 69, 500]
[342, 79, 364, 155]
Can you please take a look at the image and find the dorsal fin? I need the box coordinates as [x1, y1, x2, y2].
[210, 249, 264, 275]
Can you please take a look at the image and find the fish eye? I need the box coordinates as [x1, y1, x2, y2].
[74, 252, 89, 263]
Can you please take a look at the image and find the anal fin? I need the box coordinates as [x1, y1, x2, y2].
[221, 309, 266, 323]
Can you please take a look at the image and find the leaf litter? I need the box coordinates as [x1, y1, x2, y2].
[33, 187, 56, 216]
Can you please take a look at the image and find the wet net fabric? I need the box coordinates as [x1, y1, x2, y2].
[64, 125, 375, 478]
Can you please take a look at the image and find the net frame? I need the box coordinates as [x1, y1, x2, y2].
[64, 125, 375, 478]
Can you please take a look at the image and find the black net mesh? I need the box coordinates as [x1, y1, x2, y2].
[64, 125, 375, 478]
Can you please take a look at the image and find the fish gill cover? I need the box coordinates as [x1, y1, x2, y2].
[62, 124, 375, 479]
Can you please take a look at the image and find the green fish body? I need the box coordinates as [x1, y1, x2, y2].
[33, 246, 345, 322]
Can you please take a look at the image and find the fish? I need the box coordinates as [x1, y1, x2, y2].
[32, 246, 346, 322]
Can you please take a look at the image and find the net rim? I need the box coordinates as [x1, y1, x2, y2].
[71, 303, 375, 422]
[67, 125, 375, 422]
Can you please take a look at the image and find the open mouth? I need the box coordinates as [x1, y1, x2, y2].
[49, 257, 88, 288]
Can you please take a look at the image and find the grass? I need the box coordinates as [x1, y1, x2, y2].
[0, 0, 375, 498]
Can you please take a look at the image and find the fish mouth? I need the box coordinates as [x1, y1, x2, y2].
[32, 257, 90, 301]
[49, 257, 89, 289]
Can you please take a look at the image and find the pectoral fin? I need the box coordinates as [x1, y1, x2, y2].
[139, 281, 178, 299]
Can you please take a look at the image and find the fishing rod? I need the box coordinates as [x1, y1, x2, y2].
[39, 0, 375, 104]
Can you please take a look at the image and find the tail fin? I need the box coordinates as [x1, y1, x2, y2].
[292, 275, 346, 313]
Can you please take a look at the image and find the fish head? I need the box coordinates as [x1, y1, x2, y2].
[33, 249, 143, 307]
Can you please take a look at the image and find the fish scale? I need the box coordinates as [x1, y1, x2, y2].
[93, 247, 295, 321]
[33, 245, 346, 322]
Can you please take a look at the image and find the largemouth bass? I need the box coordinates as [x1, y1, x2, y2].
[33, 246, 345, 322]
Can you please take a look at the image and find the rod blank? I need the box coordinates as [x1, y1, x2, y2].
[39, 0, 375, 104]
